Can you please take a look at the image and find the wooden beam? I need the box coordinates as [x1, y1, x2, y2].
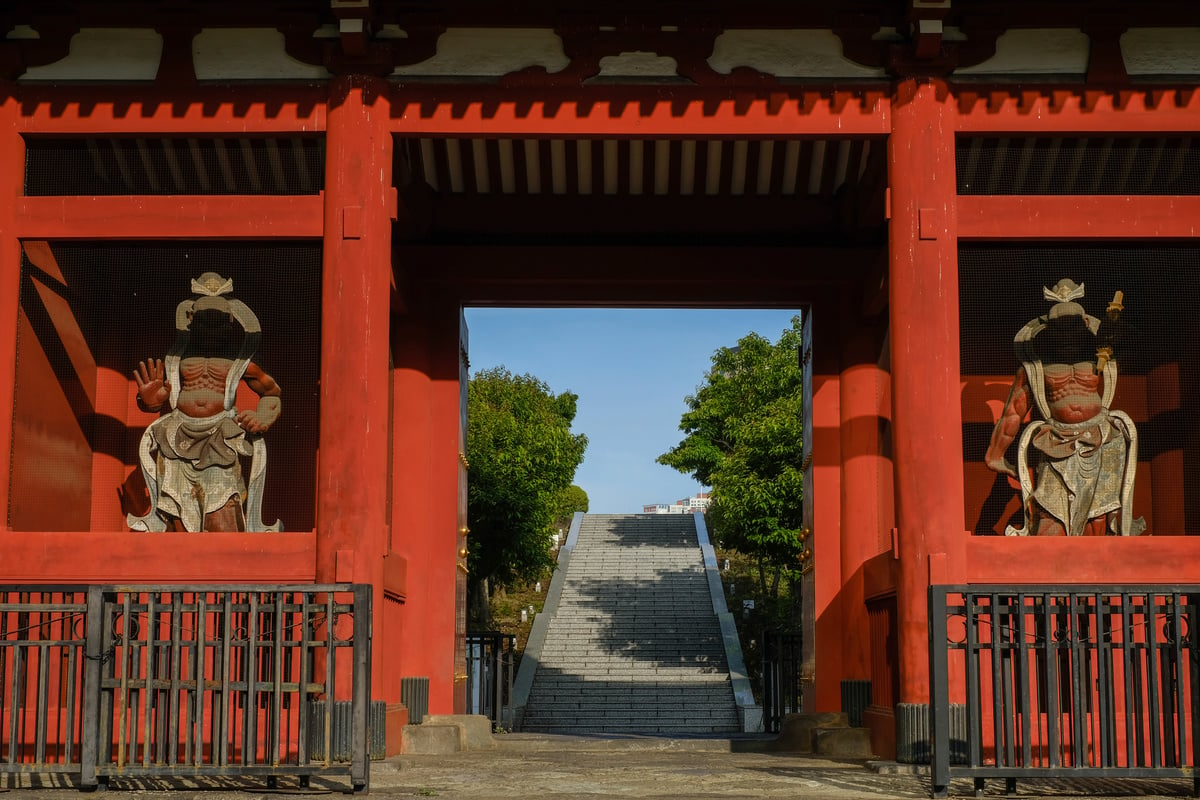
[0, 532, 316, 582]
[955, 88, 1200, 135]
[957, 195, 1200, 240]
[15, 86, 328, 134]
[401, 244, 878, 306]
[16, 195, 325, 239]
[393, 91, 891, 138]
[421, 194, 845, 238]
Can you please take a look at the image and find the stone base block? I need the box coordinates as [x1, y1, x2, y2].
[401, 724, 463, 754]
[769, 712, 848, 753]
[814, 726, 875, 759]
[423, 714, 498, 751]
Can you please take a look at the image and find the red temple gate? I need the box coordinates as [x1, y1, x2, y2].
[0, 0, 1199, 764]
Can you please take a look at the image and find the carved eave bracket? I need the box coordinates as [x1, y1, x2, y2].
[280, 1, 443, 77]
[834, 1, 1002, 80]
[496, 21, 778, 89]
[0, 12, 78, 82]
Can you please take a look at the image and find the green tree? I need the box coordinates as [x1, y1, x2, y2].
[467, 367, 588, 618]
[657, 316, 806, 595]
[550, 484, 589, 534]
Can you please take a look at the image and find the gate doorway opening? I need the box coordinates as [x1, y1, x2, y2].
[462, 307, 806, 732]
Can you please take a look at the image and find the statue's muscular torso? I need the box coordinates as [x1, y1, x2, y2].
[177, 356, 234, 417]
[1043, 361, 1103, 423]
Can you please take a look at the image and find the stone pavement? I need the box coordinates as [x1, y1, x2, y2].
[1, 734, 1194, 799]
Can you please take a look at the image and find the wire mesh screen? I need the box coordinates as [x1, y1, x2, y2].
[959, 244, 1200, 536]
[956, 137, 1200, 195]
[10, 241, 321, 532]
[24, 137, 325, 196]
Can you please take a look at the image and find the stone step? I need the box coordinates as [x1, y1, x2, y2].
[522, 512, 739, 734]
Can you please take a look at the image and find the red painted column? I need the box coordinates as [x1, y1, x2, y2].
[389, 293, 464, 715]
[810, 297, 842, 712]
[887, 79, 967, 704]
[318, 75, 393, 696]
[839, 303, 888, 684]
[0, 92, 22, 531]
[1147, 362, 1184, 534]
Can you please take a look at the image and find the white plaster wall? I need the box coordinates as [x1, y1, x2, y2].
[954, 28, 1089, 76]
[392, 28, 569, 77]
[194, 29, 331, 80]
[708, 30, 886, 79]
[1122, 28, 1200, 76]
[595, 52, 680, 79]
[20, 28, 161, 81]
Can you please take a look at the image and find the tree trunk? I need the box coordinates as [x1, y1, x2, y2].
[470, 577, 492, 629]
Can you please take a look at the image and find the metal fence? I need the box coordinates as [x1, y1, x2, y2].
[761, 631, 803, 733]
[929, 585, 1199, 798]
[0, 584, 370, 792]
[465, 632, 515, 731]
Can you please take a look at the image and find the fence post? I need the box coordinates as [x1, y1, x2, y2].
[1189, 593, 1200, 798]
[351, 584, 372, 793]
[79, 586, 103, 789]
[929, 586, 950, 798]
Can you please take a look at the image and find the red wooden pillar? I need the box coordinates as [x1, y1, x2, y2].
[318, 75, 393, 696]
[838, 302, 886, 685]
[389, 292, 465, 716]
[887, 79, 966, 704]
[1148, 362, 1184, 534]
[0, 92, 22, 530]
[810, 295, 843, 712]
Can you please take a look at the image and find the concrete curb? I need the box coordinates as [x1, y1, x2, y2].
[512, 511, 583, 729]
[695, 512, 762, 733]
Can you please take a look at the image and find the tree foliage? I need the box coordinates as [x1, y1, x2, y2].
[467, 367, 588, 590]
[658, 317, 806, 585]
[550, 484, 589, 533]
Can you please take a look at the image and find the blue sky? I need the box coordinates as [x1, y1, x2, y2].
[464, 308, 802, 514]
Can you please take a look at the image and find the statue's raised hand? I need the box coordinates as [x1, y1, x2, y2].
[134, 359, 170, 411]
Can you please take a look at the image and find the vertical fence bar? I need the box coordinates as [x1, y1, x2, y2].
[297, 591, 311, 768]
[1147, 594, 1162, 767]
[34, 605, 49, 765]
[1122, 592, 1136, 769]
[80, 587, 103, 789]
[1042, 593, 1061, 768]
[63, 599, 81, 767]
[506, 634, 515, 731]
[115, 593, 132, 770]
[965, 591, 982, 769]
[142, 593, 156, 767]
[219, 591, 233, 767]
[1015, 593, 1032, 768]
[272, 592, 285, 767]
[1095, 593, 1113, 767]
[352, 584, 372, 793]
[1187, 593, 1200, 796]
[323, 592, 334, 769]
[1171, 594, 1187, 768]
[245, 593, 259, 766]
[168, 594, 182, 767]
[929, 586, 951, 798]
[193, 593, 207, 767]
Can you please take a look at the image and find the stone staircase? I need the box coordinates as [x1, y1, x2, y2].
[519, 513, 742, 734]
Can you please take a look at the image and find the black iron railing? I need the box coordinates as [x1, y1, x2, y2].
[929, 585, 1199, 798]
[0, 584, 371, 792]
[761, 631, 803, 733]
[465, 632, 515, 731]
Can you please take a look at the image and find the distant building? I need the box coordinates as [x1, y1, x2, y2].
[643, 493, 711, 514]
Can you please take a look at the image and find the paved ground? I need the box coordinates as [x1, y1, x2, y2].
[1, 734, 1195, 799]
